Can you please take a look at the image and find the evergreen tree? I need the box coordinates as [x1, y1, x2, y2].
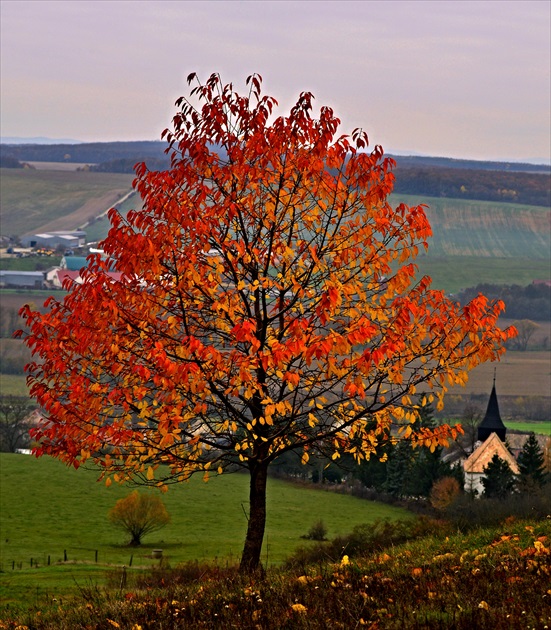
[353, 449, 390, 492]
[517, 433, 548, 489]
[482, 454, 516, 499]
[384, 440, 414, 497]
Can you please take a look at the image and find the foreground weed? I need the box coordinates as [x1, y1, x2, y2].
[1, 520, 550, 629]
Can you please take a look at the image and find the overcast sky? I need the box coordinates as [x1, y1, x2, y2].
[1, 0, 550, 162]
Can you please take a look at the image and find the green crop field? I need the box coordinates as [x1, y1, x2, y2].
[0, 374, 28, 396]
[0, 168, 133, 237]
[391, 194, 550, 260]
[504, 420, 551, 435]
[415, 255, 551, 294]
[83, 192, 142, 244]
[389, 194, 550, 292]
[0, 453, 410, 601]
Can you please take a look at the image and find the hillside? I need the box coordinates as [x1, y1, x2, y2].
[0, 168, 133, 237]
[392, 194, 550, 260]
[2, 141, 550, 206]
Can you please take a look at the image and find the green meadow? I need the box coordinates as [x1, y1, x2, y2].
[504, 420, 551, 435]
[0, 453, 410, 602]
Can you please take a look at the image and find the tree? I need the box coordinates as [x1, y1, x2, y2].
[430, 476, 461, 512]
[20, 73, 515, 572]
[109, 490, 171, 546]
[511, 319, 539, 351]
[383, 440, 414, 497]
[0, 396, 34, 452]
[481, 454, 516, 499]
[517, 432, 548, 490]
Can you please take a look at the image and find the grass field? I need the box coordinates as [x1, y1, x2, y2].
[0, 453, 410, 603]
[83, 192, 141, 244]
[0, 374, 28, 396]
[0, 168, 133, 237]
[390, 194, 550, 260]
[415, 255, 551, 293]
[504, 420, 551, 434]
[3, 518, 551, 628]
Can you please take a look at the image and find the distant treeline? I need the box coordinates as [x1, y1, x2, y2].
[393, 166, 550, 207]
[2, 141, 549, 172]
[1, 141, 550, 206]
[0, 155, 27, 169]
[391, 154, 550, 174]
[0, 141, 168, 165]
[456, 282, 551, 321]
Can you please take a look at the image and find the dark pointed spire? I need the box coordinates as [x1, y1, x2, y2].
[477, 373, 507, 442]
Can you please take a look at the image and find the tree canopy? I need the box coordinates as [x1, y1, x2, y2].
[20, 73, 515, 571]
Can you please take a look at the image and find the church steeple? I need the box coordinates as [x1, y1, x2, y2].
[477, 371, 507, 442]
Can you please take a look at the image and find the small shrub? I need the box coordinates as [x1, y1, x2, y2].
[430, 476, 461, 511]
[109, 490, 171, 546]
[301, 519, 328, 541]
[445, 485, 551, 530]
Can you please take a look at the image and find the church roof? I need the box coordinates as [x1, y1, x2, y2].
[463, 432, 519, 475]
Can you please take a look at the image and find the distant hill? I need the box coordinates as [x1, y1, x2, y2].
[0, 141, 167, 166]
[2, 141, 550, 207]
[390, 154, 550, 174]
[0, 136, 82, 145]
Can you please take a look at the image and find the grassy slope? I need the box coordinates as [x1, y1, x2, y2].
[505, 420, 551, 434]
[0, 453, 410, 571]
[0, 168, 133, 236]
[415, 255, 551, 294]
[397, 195, 550, 259]
[390, 194, 550, 292]
[83, 192, 142, 243]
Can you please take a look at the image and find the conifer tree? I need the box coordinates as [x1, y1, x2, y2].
[482, 454, 516, 499]
[517, 433, 548, 490]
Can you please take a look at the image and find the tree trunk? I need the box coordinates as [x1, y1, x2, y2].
[239, 460, 268, 573]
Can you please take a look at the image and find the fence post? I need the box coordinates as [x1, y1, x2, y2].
[95, 550, 98, 563]
[120, 566, 127, 591]
[64, 550, 67, 562]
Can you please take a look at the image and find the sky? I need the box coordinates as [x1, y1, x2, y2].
[1, 0, 550, 162]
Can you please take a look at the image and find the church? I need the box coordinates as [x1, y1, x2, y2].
[462, 377, 519, 495]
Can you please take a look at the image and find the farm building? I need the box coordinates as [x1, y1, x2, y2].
[20, 230, 86, 249]
[0, 270, 44, 289]
[46, 267, 123, 289]
[60, 255, 88, 271]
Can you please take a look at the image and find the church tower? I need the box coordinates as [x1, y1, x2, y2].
[477, 372, 507, 443]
